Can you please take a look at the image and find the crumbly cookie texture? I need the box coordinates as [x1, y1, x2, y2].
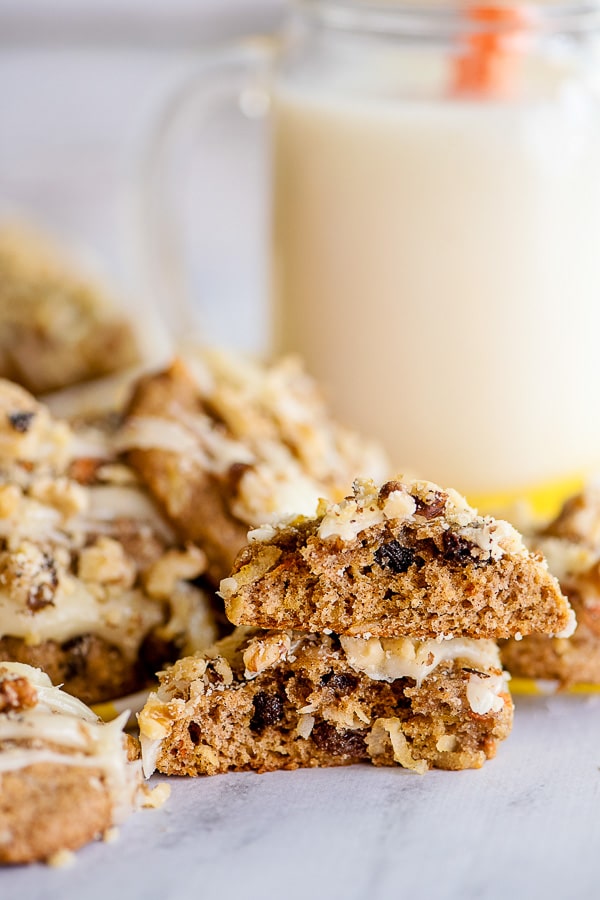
[0, 662, 141, 865]
[0, 379, 217, 704]
[221, 478, 574, 641]
[0, 224, 140, 395]
[502, 486, 600, 685]
[121, 352, 389, 585]
[138, 628, 512, 777]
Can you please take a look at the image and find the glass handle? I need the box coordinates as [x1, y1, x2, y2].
[136, 38, 276, 347]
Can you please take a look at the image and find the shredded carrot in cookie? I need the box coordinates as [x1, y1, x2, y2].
[451, 5, 532, 99]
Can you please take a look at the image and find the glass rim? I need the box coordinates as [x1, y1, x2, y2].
[295, 0, 600, 36]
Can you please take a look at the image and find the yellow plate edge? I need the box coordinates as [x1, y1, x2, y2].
[92, 687, 154, 725]
[468, 471, 586, 520]
[510, 677, 600, 696]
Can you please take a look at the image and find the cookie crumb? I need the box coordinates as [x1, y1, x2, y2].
[102, 827, 119, 844]
[47, 848, 76, 869]
[141, 782, 171, 809]
[223, 476, 572, 641]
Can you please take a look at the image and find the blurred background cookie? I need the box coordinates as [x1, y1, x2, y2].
[502, 485, 600, 686]
[121, 350, 389, 585]
[0, 378, 218, 704]
[0, 224, 140, 394]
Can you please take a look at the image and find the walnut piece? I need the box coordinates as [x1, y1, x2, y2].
[30, 476, 88, 519]
[77, 536, 136, 587]
[243, 632, 291, 678]
[0, 674, 38, 712]
[144, 545, 207, 600]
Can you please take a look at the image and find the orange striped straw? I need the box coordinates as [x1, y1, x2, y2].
[451, 4, 534, 99]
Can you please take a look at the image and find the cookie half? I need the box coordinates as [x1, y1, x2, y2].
[221, 478, 574, 640]
[138, 628, 513, 776]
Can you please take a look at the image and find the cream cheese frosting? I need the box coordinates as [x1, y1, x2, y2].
[339, 634, 503, 687]
[340, 634, 508, 714]
[0, 580, 165, 660]
[0, 381, 217, 657]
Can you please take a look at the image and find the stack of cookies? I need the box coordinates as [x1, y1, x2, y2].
[139, 477, 573, 776]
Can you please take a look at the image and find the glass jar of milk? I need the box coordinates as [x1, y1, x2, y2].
[144, 1, 600, 515]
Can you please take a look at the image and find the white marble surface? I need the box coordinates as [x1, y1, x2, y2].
[3, 694, 600, 898]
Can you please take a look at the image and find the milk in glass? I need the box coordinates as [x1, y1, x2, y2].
[272, 15, 600, 506]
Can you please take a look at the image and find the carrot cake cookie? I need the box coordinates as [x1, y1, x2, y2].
[0, 378, 217, 704]
[502, 485, 600, 685]
[122, 352, 388, 584]
[0, 662, 141, 864]
[0, 224, 139, 395]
